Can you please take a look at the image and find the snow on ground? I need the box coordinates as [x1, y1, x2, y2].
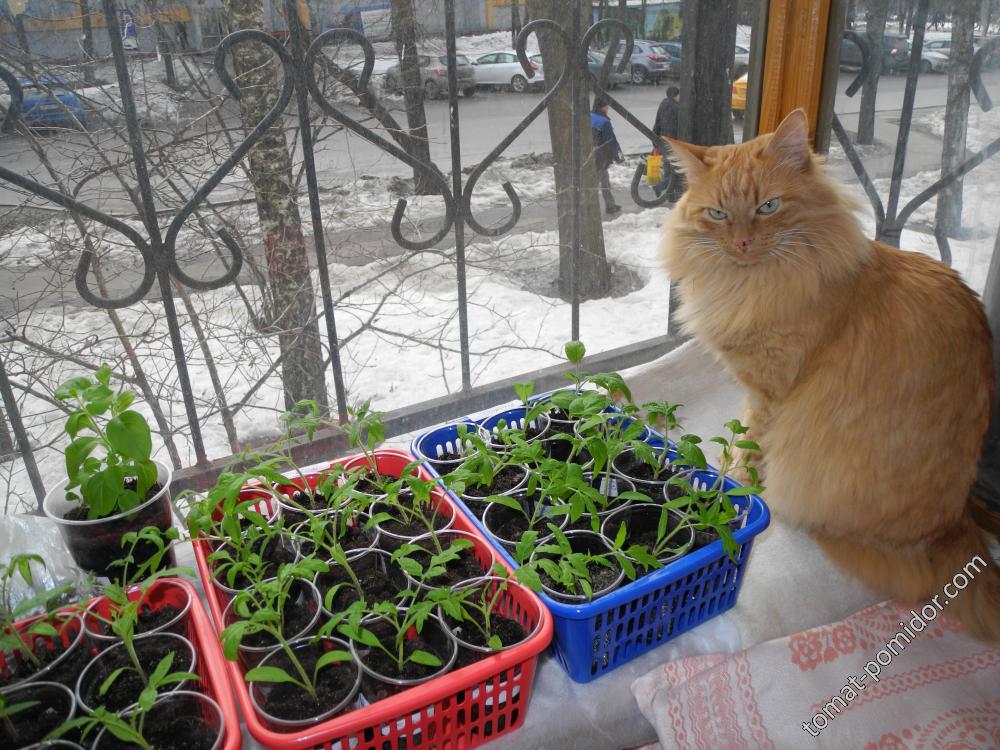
[911, 105, 1000, 154]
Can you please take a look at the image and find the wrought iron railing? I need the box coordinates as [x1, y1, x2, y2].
[834, 0, 1000, 262]
[0, 0, 683, 508]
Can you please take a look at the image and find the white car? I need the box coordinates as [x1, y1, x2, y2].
[921, 49, 949, 72]
[472, 51, 544, 93]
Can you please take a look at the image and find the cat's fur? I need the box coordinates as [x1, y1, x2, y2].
[660, 109, 1000, 640]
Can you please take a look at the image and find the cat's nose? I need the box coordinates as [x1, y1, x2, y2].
[735, 237, 754, 253]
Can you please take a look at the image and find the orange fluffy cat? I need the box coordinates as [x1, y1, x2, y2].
[661, 109, 1000, 640]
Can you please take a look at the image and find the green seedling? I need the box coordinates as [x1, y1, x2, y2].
[337, 599, 443, 675]
[55, 365, 157, 519]
[0, 554, 72, 669]
[430, 568, 515, 651]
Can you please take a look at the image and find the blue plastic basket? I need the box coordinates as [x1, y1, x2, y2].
[410, 403, 771, 683]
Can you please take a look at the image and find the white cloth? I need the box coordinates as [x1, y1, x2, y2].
[631, 600, 1000, 750]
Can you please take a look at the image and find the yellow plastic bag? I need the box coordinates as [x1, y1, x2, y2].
[646, 153, 662, 184]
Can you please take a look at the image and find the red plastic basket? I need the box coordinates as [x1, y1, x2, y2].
[192, 448, 552, 750]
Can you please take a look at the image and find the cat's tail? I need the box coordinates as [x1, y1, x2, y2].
[930, 512, 1000, 641]
[816, 512, 1000, 641]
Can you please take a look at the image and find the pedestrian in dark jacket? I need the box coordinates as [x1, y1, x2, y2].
[652, 86, 680, 199]
[591, 97, 623, 216]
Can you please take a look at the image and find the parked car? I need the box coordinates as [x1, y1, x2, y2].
[920, 48, 949, 72]
[604, 39, 675, 84]
[839, 33, 910, 74]
[658, 42, 683, 77]
[731, 72, 748, 120]
[0, 77, 87, 130]
[734, 44, 750, 78]
[383, 53, 476, 99]
[585, 51, 629, 87]
[472, 51, 543, 92]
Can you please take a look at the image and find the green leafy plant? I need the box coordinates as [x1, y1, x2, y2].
[206, 515, 298, 592]
[94, 562, 198, 707]
[220, 559, 329, 692]
[430, 570, 516, 651]
[337, 599, 443, 675]
[390, 537, 476, 589]
[539, 461, 647, 532]
[668, 419, 763, 560]
[443, 427, 539, 501]
[367, 470, 451, 548]
[49, 705, 157, 750]
[344, 399, 386, 484]
[0, 554, 72, 670]
[55, 365, 157, 519]
[522, 526, 632, 601]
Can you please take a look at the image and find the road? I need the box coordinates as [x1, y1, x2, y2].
[3, 68, 994, 216]
[2, 67, 994, 314]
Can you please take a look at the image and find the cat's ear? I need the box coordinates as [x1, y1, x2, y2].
[763, 108, 811, 169]
[664, 138, 709, 180]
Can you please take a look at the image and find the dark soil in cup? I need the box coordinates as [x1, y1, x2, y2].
[0, 684, 73, 746]
[0, 625, 87, 690]
[447, 612, 526, 650]
[539, 563, 621, 599]
[59, 480, 174, 580]
[562, 513, 602, 533]
[239, 596, 315, 649]
[485, 503, 553, 543]
[93, 603, 183, 639]
[358, 632, 448, 702]
[691, 527, 720, 550]
[546, 407, 573, 424]
[81, 637, 191, 713]
[99, 703, 219, 750]
[258, 647, 357, 722]
[62, 480, 163, 522]
[352, 471, 395, 497]
[379, 507, 449, 539]
[293, 490, 331, 511]
[317, 565, 403, 611]
[623, 516, 689, 557]
[462, 465, 526, 498]
[616, 455, 678, 484]
[430, 451, 465, 475]
[298, 522, 375, 559]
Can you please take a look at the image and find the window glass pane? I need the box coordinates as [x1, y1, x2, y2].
[831, 10, 1000, 295]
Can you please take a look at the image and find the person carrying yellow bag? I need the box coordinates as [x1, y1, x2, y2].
[650, 86, 681, 200]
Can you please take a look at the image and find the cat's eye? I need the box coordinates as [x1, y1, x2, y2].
[756, 198, 782, 215]
[706, 208, 728, 221]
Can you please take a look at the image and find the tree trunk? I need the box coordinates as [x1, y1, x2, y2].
[640, 0, 647, 36]
[80, 0, 95, 83]
[13, 14, 33, 76]
[0, 407, 14, 461]
[679, 0, 737, 146]
[937, 0, 977, 236]
[155, 21, 177, 88]
[529, 0, 610, 301]
[511, 0, 521, 48]
[222, 0, 328, 413]
[856, 0, 890, 145]
[390, 0, 435, 195]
